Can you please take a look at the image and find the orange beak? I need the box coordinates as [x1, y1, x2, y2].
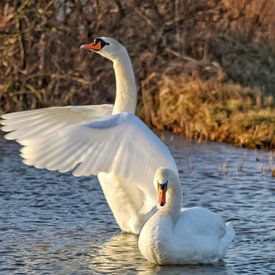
[158, 189, 166, 207]
[80, 42, 102, 52]
[158, 182, 167, 207]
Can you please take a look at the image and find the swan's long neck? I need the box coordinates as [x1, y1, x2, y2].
[159, 180, 182, 223]
[112, 52, 137, 114]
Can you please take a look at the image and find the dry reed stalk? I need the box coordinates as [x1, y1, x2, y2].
[138, 71, 275, 149]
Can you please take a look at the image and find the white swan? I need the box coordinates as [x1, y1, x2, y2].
[138, 168, 235, 265]
[0, 37, 177, 234]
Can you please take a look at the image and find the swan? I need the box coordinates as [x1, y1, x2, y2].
[0, 37, 177, 234]
[138, 168, 235, 265]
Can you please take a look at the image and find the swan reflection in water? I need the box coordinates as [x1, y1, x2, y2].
[88, 232, 233, 274]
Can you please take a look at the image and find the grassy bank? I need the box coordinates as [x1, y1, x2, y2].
[138, 72, 275, 149]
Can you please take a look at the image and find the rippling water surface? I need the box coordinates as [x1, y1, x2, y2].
[0, 133, 274, 274]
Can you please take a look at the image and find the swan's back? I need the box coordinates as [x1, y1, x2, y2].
[175, 207, 226, 238]
[170, 207, 234, 264]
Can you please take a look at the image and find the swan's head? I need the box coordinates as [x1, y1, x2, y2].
[80, 37, 127, 61]
[154, 168, 179, 208]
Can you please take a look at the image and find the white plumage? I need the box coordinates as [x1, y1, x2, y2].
[11, 112, 176, 201]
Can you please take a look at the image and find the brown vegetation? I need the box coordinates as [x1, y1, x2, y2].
[0, 0, 275, 148]
[140, 72, 274, 148]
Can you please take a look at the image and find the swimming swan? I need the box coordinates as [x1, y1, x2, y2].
[0, 37, 177, 234]
[138, 168, 235, 265]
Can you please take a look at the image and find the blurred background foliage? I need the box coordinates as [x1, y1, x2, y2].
[0, 0, 274, 148]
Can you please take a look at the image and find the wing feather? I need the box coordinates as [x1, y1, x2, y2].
[1, 104, 113, 141]
[1, 110, 177, 202]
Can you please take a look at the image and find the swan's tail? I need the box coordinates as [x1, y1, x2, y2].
[219, 221, 235, 257]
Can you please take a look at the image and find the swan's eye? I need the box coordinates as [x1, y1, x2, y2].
[157, 181, 168, 191]
[94, 38, 100, 44]
[94, 38, 110, 49]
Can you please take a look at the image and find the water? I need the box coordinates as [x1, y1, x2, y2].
[0, 133, 274, 274]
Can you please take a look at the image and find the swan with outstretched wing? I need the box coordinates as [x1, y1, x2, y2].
[1, 37, 177, 234]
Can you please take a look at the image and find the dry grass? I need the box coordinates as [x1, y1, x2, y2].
[138, 71, 275, 149]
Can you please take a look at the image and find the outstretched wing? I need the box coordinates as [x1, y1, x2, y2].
[1, 111, 177, 202]
[1, 104, 113, 141]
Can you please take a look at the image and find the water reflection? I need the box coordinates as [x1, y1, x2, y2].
[138, 264, 232, 275]
[89, 233, 141, 273]
[88, 232, 234, 275]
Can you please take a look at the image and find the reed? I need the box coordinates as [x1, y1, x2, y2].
[138, 71, 275, 149]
